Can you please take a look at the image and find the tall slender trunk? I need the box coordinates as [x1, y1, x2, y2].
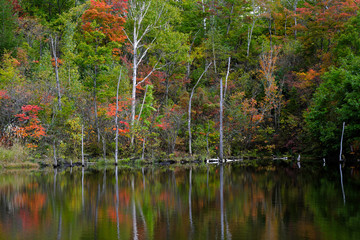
[81, 124, 85, 166]
[206, 121, 210, 157]
[115, 70, 122, 165]
[102, 135, 106, 160]
[94, 65, 100, 142]
[219, 78, 224, 161]
[201, 0, 207, 31]
[50, 36, 62, 111]
[226, 4, 234, 35]
[247, 19, 257, 57]
[340, 122, 345, 161]
[224, 57, 231, 99]
[130, 32, 138, 147]
[53, 139, 57, 167]
[188, 63, 212, 155]
[294, 0, 298, 40]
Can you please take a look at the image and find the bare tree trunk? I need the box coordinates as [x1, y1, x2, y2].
[219, 78, 224, 162]
[50, 36, 62, 111]
[206, 121, 210, 157]
[81, 124, 85, 166]
[141, 137, 146, 160]
[247, 0, 259, 57]
[201, 0, 207, 31]
[247, 19, 257, 57]
[102, 135, 106, 160]
[53, 139, 57, 167]
[294, 0, 298, 40]
[226, 4, 234, 35]
[115, 70, 122, 165]
[130, 40, 137, 146]
[340, 122, 345, 161]
[126, 0, 163, 147]
[94, 65, 100, 142]
[224, 57, 231, 99]
[188, 63, 212, 156]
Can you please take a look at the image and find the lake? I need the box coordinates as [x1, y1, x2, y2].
[0, 162, 359, 240]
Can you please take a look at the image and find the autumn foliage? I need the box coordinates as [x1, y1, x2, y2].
[82, 0, 128, 44]
[15, 105, 46, 147]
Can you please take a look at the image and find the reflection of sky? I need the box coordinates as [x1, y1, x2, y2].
[0, 164, 359, 240]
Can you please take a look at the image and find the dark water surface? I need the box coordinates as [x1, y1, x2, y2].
[0, 162, 359, 240]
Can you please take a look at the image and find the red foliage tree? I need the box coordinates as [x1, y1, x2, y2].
[15, 105, 46, 147]
[82, 0, 128, 44]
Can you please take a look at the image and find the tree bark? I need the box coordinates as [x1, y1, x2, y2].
[53, 139, 57, 167]
[219, 77, 224, 162]
[81, 124, 85, 166]
[224, 57, 231, 99]
[188, 63, 211, 156]
[115, 70, 122, 165]
[50, 36, 62, 111]
[340, 122, 345, 161]
[94, 65, 100, 142]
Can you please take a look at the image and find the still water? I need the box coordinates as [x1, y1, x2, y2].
[0, 162, 359, 240]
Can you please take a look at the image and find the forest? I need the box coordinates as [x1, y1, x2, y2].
[1, 0, 360, 164]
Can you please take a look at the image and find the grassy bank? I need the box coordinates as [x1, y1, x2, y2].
[0, 144, 39, 169]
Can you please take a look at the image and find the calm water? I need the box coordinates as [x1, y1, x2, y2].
[0, 162, 359, 240]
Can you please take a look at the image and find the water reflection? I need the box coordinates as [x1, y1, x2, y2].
[339, 163, 346, 205]
[0, 163, 359, 240]
[189, 168, 193, 238]
[220, 164, 224, 240]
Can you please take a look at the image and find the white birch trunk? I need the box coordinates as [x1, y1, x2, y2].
[81, 124, 85, 166]
[224, 57, 231, 99]
[50, 36, 62, 111]
[340, 122, 345, 161]
[115, 70, 122, 165]
[188, 63, 212, 155]
[53, 139, 57, 167]
[219, 77, 224, 162]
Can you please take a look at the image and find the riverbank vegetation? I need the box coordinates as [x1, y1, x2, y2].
[1, 0, 360, 164]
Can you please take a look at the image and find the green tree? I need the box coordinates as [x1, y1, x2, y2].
[0, 0, 17, 55]
[306, 55, 360, 157]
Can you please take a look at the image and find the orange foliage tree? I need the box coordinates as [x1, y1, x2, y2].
[15, 105, 46, 148]
[82, 0, 128, 45]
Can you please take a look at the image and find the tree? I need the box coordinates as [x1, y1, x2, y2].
[79, 0, 127, 142]
[306, 55, 360, 157]
[124, 0, 180, 145]
[0, 0, 17, 55]
[188, 62, 211, 156]
[15, 105, 46, 148]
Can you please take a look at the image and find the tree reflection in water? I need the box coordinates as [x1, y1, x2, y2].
[0, 163, 359, 240]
